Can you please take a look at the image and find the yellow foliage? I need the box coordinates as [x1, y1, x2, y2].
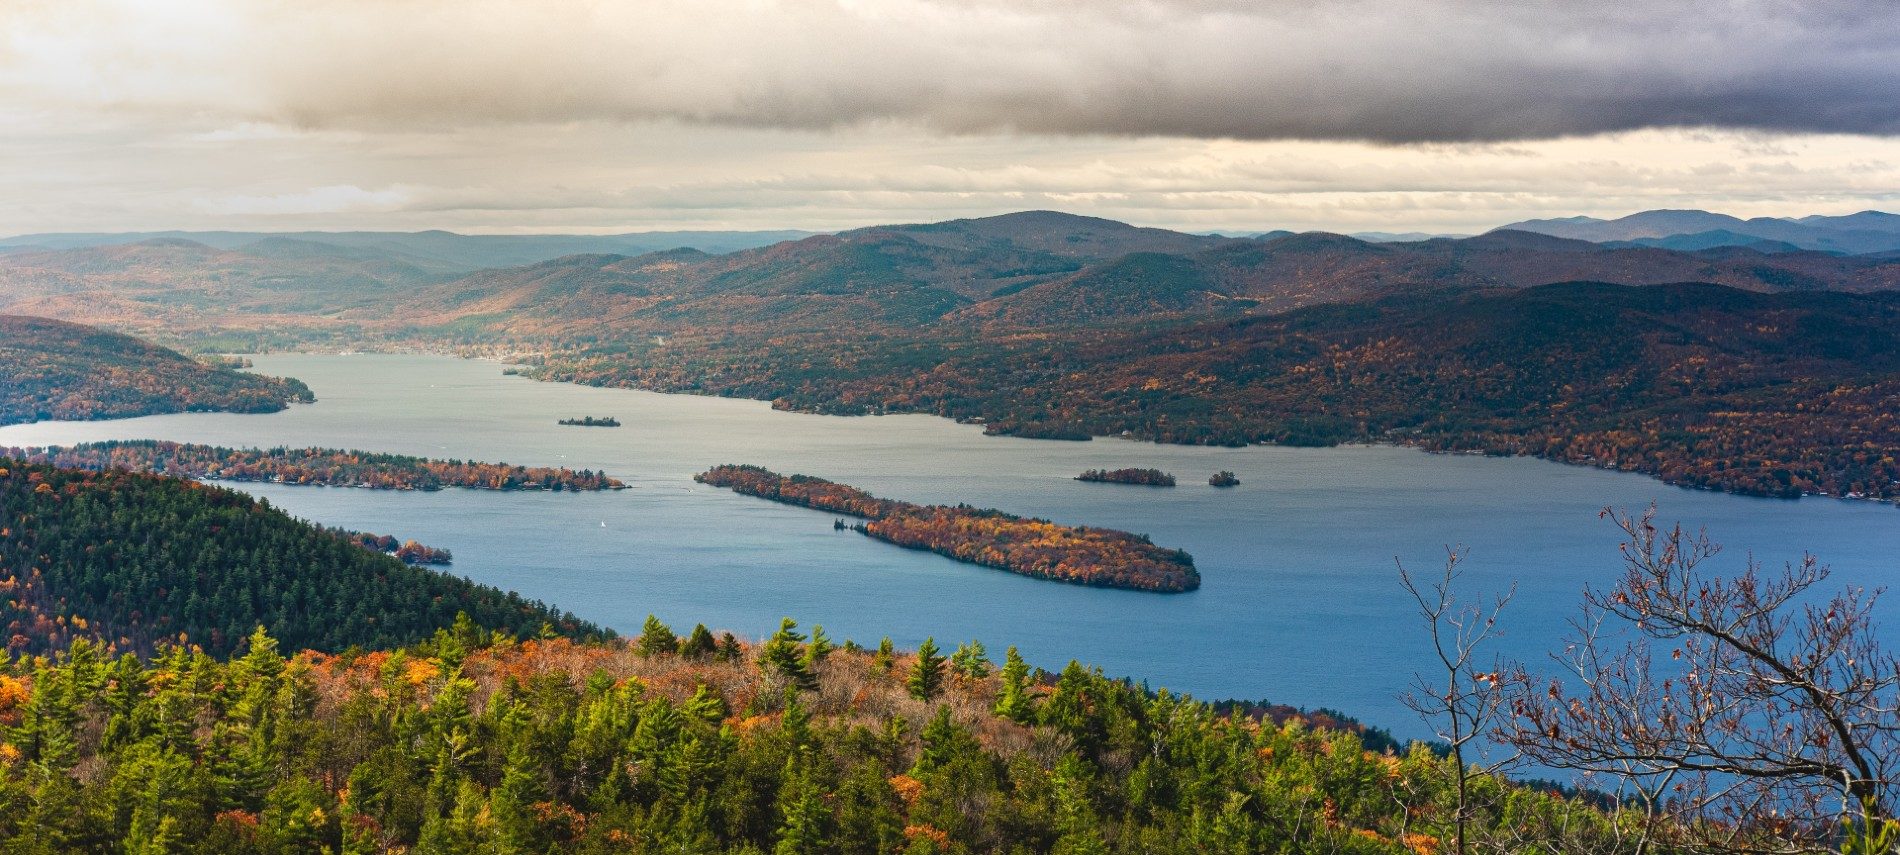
[402, 659, 441, 687]
[0, 675, 28, 725]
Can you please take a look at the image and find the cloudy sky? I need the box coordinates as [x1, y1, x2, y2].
[3, 0, 1898, 235]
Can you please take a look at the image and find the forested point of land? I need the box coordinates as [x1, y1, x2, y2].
[0, 617, 1627, 855]
[0, 314, 311, 427]
[0, 440, 626, 491]
[696, 464, 1199, 592]
[332, 529, 454, 565]
[0, 460, 603, 656]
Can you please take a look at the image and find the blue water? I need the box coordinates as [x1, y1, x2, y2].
[3, 353, 1895, 742]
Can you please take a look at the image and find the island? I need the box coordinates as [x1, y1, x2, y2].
[696, 464, 1199, 592]
[558, 415, 621, 427]
[331, 529, 454, 565]
[1077, 467, 1177, 487]
[1, 440, 627, 491]
[1209, 470, 1240, 487]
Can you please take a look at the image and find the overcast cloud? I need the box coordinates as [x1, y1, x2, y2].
[1, 0, 1897, 233]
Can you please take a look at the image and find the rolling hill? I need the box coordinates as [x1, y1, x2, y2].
[385, 218, 1900, 338]
[12, 211, 1900, 343]
[532, 281, 1900, 500]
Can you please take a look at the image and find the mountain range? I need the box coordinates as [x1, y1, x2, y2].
[10, 210, 1900, 344]
[1497, 209, 1900, 254]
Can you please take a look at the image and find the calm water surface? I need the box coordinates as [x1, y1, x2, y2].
[4, 353, 1896, 739]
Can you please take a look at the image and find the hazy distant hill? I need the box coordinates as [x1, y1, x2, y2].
[0, 237, 459, 339]
[1604, 230, 1805, 253]
[0, 228, 816, 270]
[1500, 208, 1900, 254]
[10, 209, 1900, 344]
[0, 314, 311, 426]
[386, 211, 1250, 335]
[397, 218, 1900, 338]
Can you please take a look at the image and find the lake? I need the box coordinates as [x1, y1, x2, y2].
[3, 353, 1895, 741]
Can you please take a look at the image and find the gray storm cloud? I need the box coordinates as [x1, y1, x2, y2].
[6, 0, 1898, 143]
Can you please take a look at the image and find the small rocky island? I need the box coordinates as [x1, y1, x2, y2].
[558, 415, 621, 427]
[698, 464, 1199, 592]
[1209, 471, 1241, 487]
[1077, 467, 1177, 487]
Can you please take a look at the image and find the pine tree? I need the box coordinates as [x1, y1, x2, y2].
[637, 614, 679, 657]
[774, 753, 829, 855]
[685, 683, 729, 725]
[950, 639, 990, 678]
[717, 632, 744, 663]
[907, 637, 946, 703]
[680, 623, 717, 658]
[873, 637, 895, 672]
[801, 624, 835, 670]
[994, 646, 1036, 724]
[761, 618, 816, 691]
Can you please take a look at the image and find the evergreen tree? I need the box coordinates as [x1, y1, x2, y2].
[717, 632, 744, 663]
[994, 646, 1036, 724]
[907, 637, 946, 702]
[680, 623, 717, 658]
[873, 637, 895, 672]
[950, 639, 991, 678]
[685, 683, 729, 725]
[802, 624, 835, 670]
[637, 614, 680, 657]
[774, 753, 830, 855]
[761, 618, 817, 691]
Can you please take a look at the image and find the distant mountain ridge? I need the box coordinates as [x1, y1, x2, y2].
[1499, 208, 1900, 254]
[377, 215, 1900, 337]
[9, 208, 1900, 345]
[0, 228, 817, 271]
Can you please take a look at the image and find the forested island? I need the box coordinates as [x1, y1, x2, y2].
[0, 440, 626, 491]
[1209, 470, 1241, 487]
[557, 415, 620, 427]
[1076, 467, 1176, 486]
[0, 314, 311, 426]
[696, 464, 1199, 591]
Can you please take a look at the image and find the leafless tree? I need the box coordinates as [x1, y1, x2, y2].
[1399, 546, 1518, 855]
[1501, 506, 1900, 854]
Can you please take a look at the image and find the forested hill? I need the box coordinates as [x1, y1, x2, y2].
[0, 315, 311, 426]
[536, 282, 1900, 501]
[0, 461, 602, 655]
